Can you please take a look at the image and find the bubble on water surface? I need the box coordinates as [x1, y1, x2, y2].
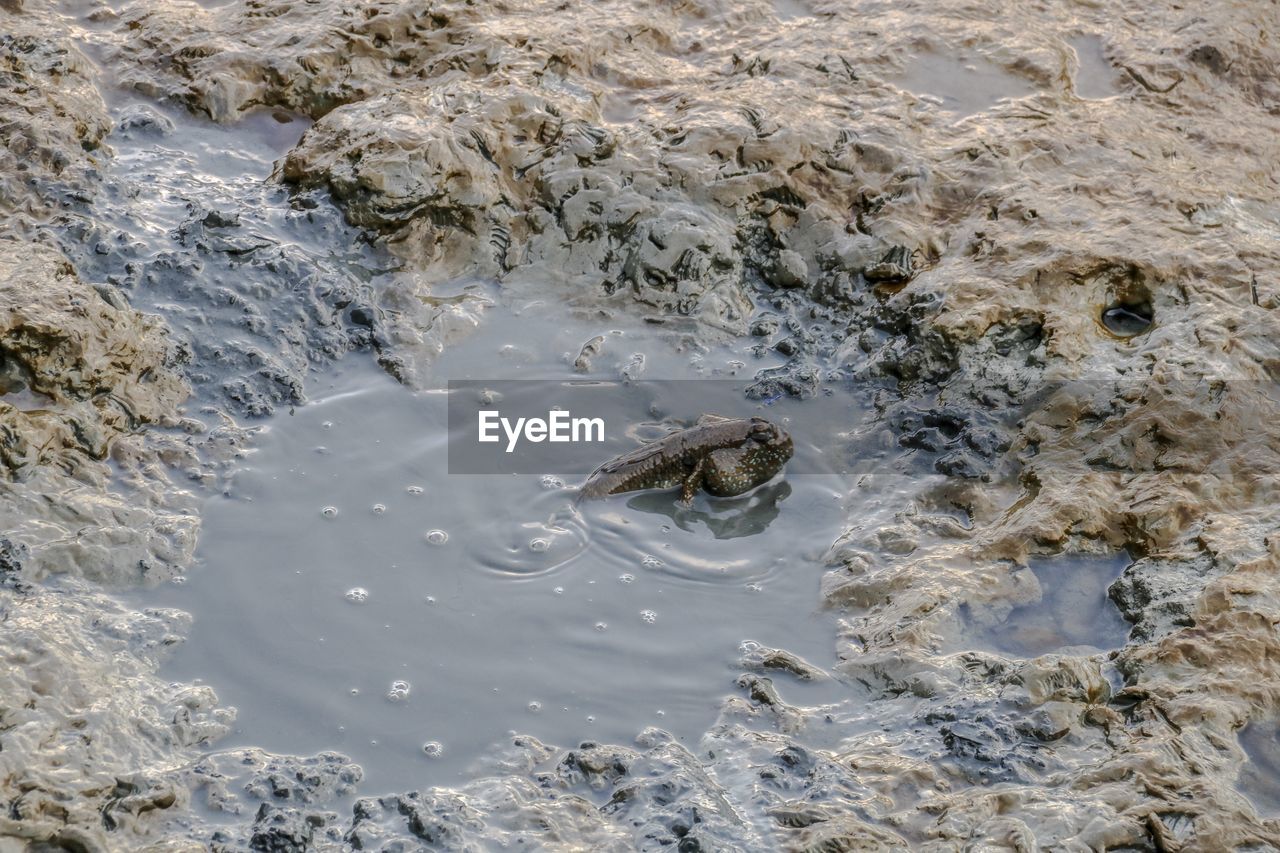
[527, 701, 541, 713]
[425, 529, 449, 545]
[422, 741, 444, 758]
[641, 555, 664, 569]
[387, 680, 411, 702]
[594, 622, 608, 632]
[344, 587, 369, 604]
[553, 586, 564, 595]
[540, 475, 564, 489]
[618, 573, 635, 584]
[529, 538, 550, 552]
[406, 485, 424, 495]
[640, 610, 657, 624]
[371, 503, 386, 514]
[321, 506, 338, 518]
[745, 582, 764, 593]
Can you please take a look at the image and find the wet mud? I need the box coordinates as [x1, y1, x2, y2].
[1, 0, 1279, 849]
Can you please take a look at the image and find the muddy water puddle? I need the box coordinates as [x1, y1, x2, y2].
[137, 304, 863, 792]
[894, 50, 1039, 116]
[1070, 35, 1123, 100]
[961, 554, 1131, 658]
[1238, 722, 1280, 816]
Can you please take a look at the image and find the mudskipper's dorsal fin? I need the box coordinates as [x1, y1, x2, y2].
[695, 413, 735, 426]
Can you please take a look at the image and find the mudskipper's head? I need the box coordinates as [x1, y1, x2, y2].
[742, 417, 795, 481]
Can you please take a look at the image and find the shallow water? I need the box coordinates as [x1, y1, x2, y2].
[138, 303, 863, 792]
[1239, 722, 1280, 816]
[1070, 35, 1122, 100]
[895, 50, 1039, 117]
[962, 554, 1132, 658]
[78, 81, 868, 796]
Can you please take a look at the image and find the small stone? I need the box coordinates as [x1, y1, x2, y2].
[769, 249, 809, 288]
[749, 316, 780, 337]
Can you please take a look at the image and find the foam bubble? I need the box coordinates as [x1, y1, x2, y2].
[344, 587, 369, 604]
[425, 529, 449, 545]
[387, 680, 412, 702]
[321, 506, 339, 518]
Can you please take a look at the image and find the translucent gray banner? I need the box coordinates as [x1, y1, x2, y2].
[446, 379, 877, 475]
[446, 378, 1280, 480]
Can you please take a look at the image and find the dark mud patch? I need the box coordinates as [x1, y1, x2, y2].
[54, 94, 391, 418]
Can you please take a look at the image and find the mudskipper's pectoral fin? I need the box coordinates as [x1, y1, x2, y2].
[679, 457, 706, 505]
[702, 448, 743, 496]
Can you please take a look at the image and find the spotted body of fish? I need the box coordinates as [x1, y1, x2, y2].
[579, 415, 794, 503]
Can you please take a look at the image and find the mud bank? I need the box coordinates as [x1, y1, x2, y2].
[1, 0, 1279, 849]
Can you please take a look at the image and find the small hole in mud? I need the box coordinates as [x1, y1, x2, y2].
[1099, 301, 1153, 337]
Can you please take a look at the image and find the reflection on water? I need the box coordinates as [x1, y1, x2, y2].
[625, 480, 792, 539]
[137, 305, 858, 792]
[963, 554, 1132, 658]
